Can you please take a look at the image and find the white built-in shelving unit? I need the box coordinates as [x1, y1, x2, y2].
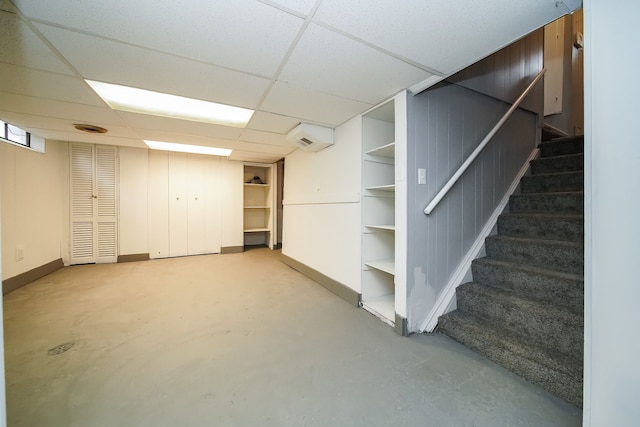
[243, 163, 275, 248]
[361, 99, 397, 325]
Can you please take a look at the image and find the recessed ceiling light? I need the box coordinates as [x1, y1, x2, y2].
[144, 140, 232, 157]
[86, 80, 254, 128]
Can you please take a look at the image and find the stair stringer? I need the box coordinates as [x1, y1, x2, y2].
[419, 147, 539, 333]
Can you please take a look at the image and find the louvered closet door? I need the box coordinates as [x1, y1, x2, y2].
[70, 143, 118, 264]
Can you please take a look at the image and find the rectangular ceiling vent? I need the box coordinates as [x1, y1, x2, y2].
[286, 123, 334, 152]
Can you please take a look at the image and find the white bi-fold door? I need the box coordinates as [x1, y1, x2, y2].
[70, 143, 118, 264]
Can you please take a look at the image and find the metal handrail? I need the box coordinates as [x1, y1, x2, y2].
[423, 68, 546, 215]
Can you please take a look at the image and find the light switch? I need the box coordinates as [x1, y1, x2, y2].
[418, 168, 426, 185]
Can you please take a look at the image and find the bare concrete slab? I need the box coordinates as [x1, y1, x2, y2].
[3, 249, 581, 426]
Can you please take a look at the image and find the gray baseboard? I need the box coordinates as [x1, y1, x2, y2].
[221, 246, 244, 254]
[2, 258, 64, 294]
[117, 253, 150, 263]
[395, 313, 409, 336]
[280, 254, 361, 307]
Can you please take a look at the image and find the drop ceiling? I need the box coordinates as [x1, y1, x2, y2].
[0, 0, 580, 162]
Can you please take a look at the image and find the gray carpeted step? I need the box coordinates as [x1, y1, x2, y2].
[485, 235, 583, 274]
[497, 213, 583, 242]
[509, 191, 583, 214]
[531, 153, 583, 174]
[539, 136, 584, 157]
[521, 171, 583, 193]
[471, 258, 583, 314]
[456, 282, 583, 358]
[438, 310, 583, 407]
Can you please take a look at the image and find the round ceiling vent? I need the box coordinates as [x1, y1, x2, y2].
[74, 124, 108, 134]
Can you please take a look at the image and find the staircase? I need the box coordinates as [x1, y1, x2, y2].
[437, 135, 584, 407]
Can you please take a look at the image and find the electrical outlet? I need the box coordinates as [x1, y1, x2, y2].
[418, 168, 426, 185]
[15, 245, 24, 261]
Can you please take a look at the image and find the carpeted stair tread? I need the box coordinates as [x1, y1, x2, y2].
[485, 235, 584, 274]
[521, 171, 583, 193]
[509, 191, 583, 214]
[456, 282, 583, 358]
[438, 310, 583, 407]
[531, 153, 584, 174]
[539, 136, 584, 157]
[471, 257, 583, 314]
[497, 212, 583, 242]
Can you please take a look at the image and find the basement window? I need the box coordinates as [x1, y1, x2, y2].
[1, 120, 31, 147]
[0, 119, 45, 153]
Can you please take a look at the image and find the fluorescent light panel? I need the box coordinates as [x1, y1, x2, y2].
[144, 140, 232, 157]
[86, 80, 253, 127]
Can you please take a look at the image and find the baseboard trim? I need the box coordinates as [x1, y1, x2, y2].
[2, 258, 64, 294]
[221, 246, 244, 254]
[395, 313, 409, 336]
[117, 253, 150, 263]
[419, 147, 540, 333]
[280, 253, 361, 307]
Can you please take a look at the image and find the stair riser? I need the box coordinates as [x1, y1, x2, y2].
[521, 172, 583, 193]
[539, 138, 584, 157]
[531, 154, 584, 174]
[509, 193, 583, 214]
[456, 285, 583, 357]
[471, 259, 583, 314]
[497, 215, 583, 242]
[438, 314, 582, 407]
[485, 237, 583, 274]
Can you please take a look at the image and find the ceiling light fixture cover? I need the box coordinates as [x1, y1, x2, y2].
[144, 140, 232, 157]
[86, 80, 254, 127]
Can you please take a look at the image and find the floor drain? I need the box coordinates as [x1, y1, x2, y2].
[47, 342, 74, 356]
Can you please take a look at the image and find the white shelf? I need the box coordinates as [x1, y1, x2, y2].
[244, 183, 270, 187]
[362, 294, 395, 325]
[366, 184, 395, 192]
[244, 227, 270, 232]
[365, 224, 395, 231]
[244, 206, 270, 209]
[365, 259, 395, 275]
[365, 142, 395, 158]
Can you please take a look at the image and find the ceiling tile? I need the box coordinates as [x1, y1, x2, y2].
[0, 92, 126, 126]
[0, 62, 105, 106]
[279, 23, 433, 104]
[240, 129, 292, 147]
[263, 0, 318, 15]
[261, 81, 372, 126]
[34, 23, 271, 109]
[18, 0, 304, 77]
[247, 111, 299, 134]
[229, 150, 282, 163]
[22, 128, 147, 148]
[314, 0, 566, 75]
[0, 12, 74, 75]
[117, 112, 244, 141]
[235, 140, 294, 155]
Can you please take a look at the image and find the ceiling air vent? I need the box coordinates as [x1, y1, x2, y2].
[286, 123, 334, 152]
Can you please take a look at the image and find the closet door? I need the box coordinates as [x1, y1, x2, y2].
[70, 143, 118, 264]
[187, 155, 206, 255]
[169, 152, 188, 257]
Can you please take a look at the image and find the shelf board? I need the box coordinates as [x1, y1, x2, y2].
[365, 259, 395, 275]
[365, 224, 395, 231]
[244, 206, 270, 209]
[365, 142, 395, 158]
[244, 227, 270, 232]
[362, 294, 395, 325]
[244, 183, 270, 187]
[365, 184, 395, 192]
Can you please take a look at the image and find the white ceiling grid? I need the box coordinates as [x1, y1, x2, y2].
[0, 0, 580, 162]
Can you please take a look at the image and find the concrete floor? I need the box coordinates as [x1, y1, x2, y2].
[3, 248, 581, 426]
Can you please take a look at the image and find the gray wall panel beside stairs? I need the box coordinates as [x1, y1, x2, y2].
[405, 28, 544, 334]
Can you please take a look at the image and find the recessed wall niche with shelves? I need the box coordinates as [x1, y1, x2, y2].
[361, 99, 396, 325]
[243, 163, 274, 248]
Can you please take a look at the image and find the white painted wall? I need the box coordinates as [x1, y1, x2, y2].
[0, 140, 66, 280]
[583, 1, 640, 425]
[118, 146, 149, 256]
[282, 115, 362, 290]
